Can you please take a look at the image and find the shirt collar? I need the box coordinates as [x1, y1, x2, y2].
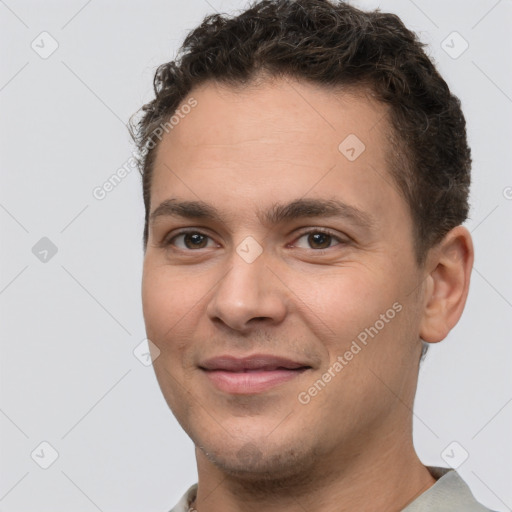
[170, 467, 493, 512]
[401, 466, 493, 512]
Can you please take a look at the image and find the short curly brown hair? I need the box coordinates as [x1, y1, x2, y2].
[129, 0, 471, 263]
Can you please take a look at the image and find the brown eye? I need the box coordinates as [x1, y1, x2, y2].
[307, 232, 332, 249]
[183, 233, 208, 249]
[293, 230, 343, 250]
[168, 231, 216, 250]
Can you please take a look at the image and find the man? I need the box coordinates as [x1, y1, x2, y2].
[130, 0, 494, 510]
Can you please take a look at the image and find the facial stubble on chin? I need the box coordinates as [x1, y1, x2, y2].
[193, 415, 347, 500]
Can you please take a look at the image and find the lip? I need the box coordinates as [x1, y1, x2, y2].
[199, 354, 312, 394]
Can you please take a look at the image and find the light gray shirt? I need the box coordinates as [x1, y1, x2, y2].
[169, 467, 495, 512]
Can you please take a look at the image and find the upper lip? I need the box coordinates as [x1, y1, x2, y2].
[199, 354, 312, 372]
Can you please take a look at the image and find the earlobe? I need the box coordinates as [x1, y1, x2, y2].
[419, 226, 474, 343]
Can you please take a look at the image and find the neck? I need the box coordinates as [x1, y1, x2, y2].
[192, 429, 436, 512]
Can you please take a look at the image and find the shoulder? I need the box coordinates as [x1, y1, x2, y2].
[168, 483, 198, 512]
[402, 467, 497, 512]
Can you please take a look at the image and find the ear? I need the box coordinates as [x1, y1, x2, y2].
[419, 226, 474, 343]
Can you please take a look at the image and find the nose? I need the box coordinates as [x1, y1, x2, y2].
[206, 249, 288, 332]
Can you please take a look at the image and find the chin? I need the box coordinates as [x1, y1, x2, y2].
[199, 436, 317, 483]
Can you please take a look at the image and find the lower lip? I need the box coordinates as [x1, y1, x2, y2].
[202, 368, 308, 394]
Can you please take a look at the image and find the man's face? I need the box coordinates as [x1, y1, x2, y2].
[142, 78, 427, 479]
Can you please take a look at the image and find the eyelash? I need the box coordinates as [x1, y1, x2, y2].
[162, 228, 347, 251]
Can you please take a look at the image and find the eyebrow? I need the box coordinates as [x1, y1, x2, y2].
[150, 199, 220, 224]
[263, 198, 374, 229]
[149, 198, 374, 230]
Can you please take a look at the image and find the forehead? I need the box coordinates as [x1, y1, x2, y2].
[160, 78, 390, 157]
[150, 78, 403, 225]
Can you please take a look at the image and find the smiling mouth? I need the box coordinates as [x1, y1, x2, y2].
[199, 355, 312, 394]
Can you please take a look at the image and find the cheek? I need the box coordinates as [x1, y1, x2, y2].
[141, 264, 205, 352]
[293, 266, 401, 348]
[142, 265, 204, 414]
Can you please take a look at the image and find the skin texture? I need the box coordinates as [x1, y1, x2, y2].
[141, 77, 474, 512]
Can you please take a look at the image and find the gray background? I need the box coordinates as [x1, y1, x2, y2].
[0, 0, 510, 511]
